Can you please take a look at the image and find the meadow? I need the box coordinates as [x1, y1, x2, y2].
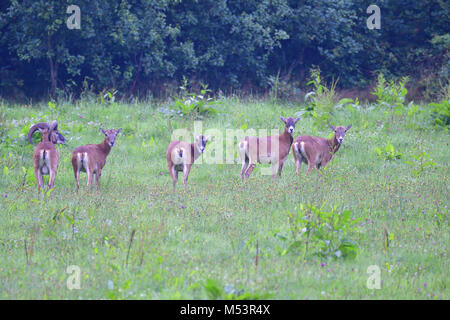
[0, 95, 448, 299]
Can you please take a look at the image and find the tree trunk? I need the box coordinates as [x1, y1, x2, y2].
[47, 34, 57, 98]
[130, 52, 143, 97]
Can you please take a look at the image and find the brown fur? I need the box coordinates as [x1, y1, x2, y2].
[166, 135, 210, 190]
[32, 129, 60, 193]
[239, 117, 299, 179]
[72, 127, 121, 190]
[292, 125, 351, 175]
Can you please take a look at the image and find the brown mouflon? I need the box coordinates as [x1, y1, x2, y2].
[238, 116, 300, 179]
[166, 135, 210, 191]
[292, 124, 351, 175]
[72, 126, 121, 190]
[28, 121, 66, 194]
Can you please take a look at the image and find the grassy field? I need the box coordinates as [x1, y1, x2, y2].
[0, 97, 448, 299]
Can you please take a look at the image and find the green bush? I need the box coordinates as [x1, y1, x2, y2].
[371, 73, 409, 117]
[304, 67, 338, 126]
[428, 100, 450, 127]
[405, 150, 437, 176]
[284, 203, 361, 260]
[374, 142, 402, 161]
[171, 81, 218, 119]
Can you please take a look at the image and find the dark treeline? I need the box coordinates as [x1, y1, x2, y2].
[0, 0, 448, 101]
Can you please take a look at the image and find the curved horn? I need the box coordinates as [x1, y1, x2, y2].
[48, 120, 58, 135]
[49, 120, 58, 130]
[47, 120, 59, 143]
[27, 122, 49, 144]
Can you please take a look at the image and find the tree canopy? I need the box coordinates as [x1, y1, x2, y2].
[0, 0, 448, 100]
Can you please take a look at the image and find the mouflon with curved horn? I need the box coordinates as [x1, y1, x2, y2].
[28, 120, 66, 194]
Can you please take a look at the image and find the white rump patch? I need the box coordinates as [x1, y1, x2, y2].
[39, 150, 51, 175]
[77, 152, 89, 172]
[171, 147, 186, 165]
[299, 141, 307, 158]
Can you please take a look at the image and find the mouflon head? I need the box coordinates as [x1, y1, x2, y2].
[329, 124, 352, 144]
[280, 116, 300, 135]
[195, 135, 211, 153]
[100, 126, 122, 147]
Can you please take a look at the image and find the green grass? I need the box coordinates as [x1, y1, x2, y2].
[0, 98, 448, 299]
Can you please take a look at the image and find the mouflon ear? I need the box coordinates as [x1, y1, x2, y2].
[329, 124, 336, 131]
[294, 117, 300, 124]
[280, 116, 286, 124]
[345, 124, 352, 131]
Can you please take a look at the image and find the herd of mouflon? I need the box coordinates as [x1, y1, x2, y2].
[28, 117, 351, 194]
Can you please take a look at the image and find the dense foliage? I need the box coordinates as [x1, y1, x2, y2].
[0, 0, 448, 100]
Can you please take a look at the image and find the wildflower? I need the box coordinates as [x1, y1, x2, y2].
[424, 282, 427, 288]
[4, 193, 8, 198]
[320, 262, 325, 267]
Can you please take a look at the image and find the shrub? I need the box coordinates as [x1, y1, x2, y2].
[171, 80, 218, 119]
[428, 99, 450, 127]
[283, 203, 361, 260]
[405, 150, 436, 176]
[374, 142, 402, 161]
[304, 67, 338, 126]
[371, 73, 409, 120]
[267, 71, 296, 101]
